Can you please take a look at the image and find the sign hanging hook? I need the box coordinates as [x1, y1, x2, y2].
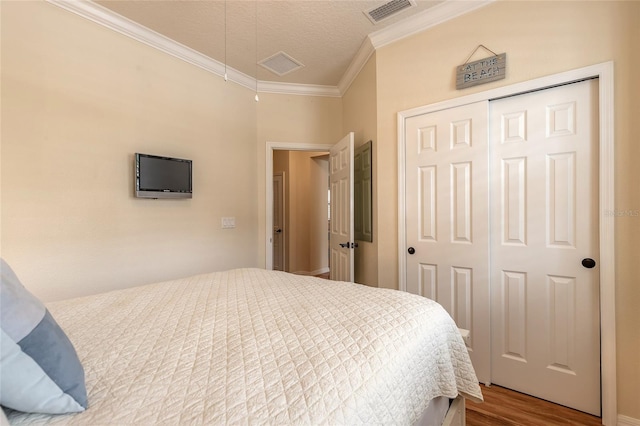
[462, 44, 499, 65]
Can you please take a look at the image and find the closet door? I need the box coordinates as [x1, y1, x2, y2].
[489, 79, 600, 415]
[404, 101, 491, 384]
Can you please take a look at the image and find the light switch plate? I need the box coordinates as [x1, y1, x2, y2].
[221, 217, 236, 229]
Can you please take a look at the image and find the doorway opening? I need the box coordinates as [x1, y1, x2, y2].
[265, 142, 334, 275]
[272, 149, 329, 276]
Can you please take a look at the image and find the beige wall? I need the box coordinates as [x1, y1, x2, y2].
[374, 0, 639, 419]
[1, 1, 260, 301]
[309, 154, 329, 274]
[342, 55, 379, 287]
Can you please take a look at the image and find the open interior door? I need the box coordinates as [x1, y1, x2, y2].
[329, 132, 354, 282]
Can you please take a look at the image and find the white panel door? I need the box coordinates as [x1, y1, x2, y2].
[405, 102, 491, 383]
[272, 172, 285, 271]
[354, 141, 373, 242]
[329, 132, 354, 282]
[490, 79, 600, 415]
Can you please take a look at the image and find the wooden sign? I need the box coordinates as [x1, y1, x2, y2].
[456, 53, 506, 90]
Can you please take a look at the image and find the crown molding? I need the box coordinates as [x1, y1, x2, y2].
[47, 0, 493, 98]
[369, 0, 494, 49]
[46, 0, 342, 97]
[337, 0, 494, 95]
[47, 0, 259, 91]
[259, 81, 341, 98]
[337, 37, 376, 96]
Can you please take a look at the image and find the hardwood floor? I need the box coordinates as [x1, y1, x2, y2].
[466, 385, 602, 426]
[312, 271, 601, 425]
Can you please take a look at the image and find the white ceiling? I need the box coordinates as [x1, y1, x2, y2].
[54, 0, 491, 95]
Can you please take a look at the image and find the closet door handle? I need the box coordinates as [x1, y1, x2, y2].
[582, 258, 596, 269]
[408, 247, 415, 255]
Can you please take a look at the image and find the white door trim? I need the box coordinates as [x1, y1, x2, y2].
[397, 61, 615, 425]
[265, 142, 334, 271]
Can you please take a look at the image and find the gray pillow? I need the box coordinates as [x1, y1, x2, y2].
[0, 259, 87, 414]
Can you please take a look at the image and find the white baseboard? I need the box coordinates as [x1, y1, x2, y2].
[292, 267, 329, 276]
[310, 267, 329, 276]
[618, 414, 640, 426]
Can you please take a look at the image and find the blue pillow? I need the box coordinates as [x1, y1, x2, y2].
[0, 259, 87, 414]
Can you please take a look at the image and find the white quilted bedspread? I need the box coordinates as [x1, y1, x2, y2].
[8, 268, 482, 425]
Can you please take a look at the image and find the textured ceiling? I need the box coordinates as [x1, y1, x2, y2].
[94, 0, 445, 87]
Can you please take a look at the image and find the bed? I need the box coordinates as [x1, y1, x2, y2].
[2, 267, 482, 425]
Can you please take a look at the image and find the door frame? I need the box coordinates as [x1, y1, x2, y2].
[397, 62, 615, 425]
[265, 142, 334, 271]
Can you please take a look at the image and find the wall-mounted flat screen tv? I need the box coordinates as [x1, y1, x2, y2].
[135, 153, 192, 199]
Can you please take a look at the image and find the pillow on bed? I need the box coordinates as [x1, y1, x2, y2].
[0, 259, 87, 414]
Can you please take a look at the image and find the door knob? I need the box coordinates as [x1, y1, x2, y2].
[582, 258, 596, 269]
[408, 247, 415, 255]
[339, 242, 349, 248]
[275, 228, 282, 233]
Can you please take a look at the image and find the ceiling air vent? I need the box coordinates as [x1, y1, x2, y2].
[259, 51, 304, 77]
[364, 0, 417, 24]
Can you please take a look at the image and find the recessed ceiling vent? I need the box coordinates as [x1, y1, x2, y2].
[259, 51, 304, 77]
[364, 0, 417, 24]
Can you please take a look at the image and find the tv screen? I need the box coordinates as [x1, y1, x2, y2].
[135, 153, 192, 199]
